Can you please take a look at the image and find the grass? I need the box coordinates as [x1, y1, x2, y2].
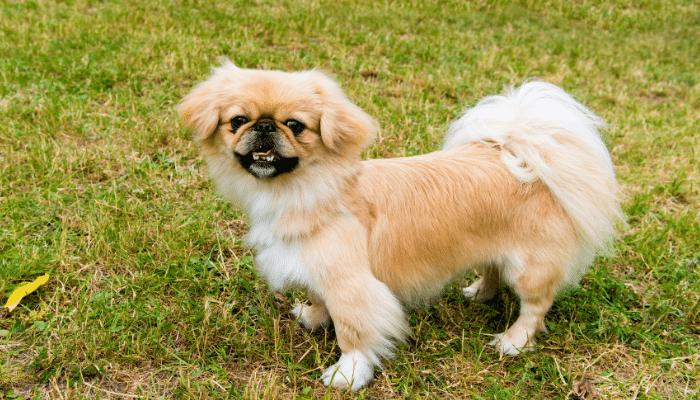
[1, 0, 698, 398]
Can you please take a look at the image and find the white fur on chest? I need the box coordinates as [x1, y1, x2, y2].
[224, 172, 351, 292]
[245, 220, 310, 292]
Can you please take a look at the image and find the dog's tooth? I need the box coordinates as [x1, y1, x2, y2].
[252, 153, 276, 162]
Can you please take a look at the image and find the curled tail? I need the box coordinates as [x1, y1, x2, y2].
[444, 81, 624, 276]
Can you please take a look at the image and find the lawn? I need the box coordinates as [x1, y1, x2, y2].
[1, 0, 698, 398]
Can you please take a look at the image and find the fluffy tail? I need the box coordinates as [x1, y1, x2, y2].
[444, 81, 624, 274]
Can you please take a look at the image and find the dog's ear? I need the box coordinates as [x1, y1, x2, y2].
[178, 78, 221, 141]
[310, 71, 378, 154]
[179, 61, 243, 141]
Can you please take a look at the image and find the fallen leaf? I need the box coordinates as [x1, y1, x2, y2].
[4, 274, 50, 312]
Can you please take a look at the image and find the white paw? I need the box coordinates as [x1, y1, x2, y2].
[462, 279, 498, 303]
[462, 286, 494, 303]
[321, 351, 374, 391]
[290, 303, 313, 330]
[488, 331, 535, 355]
[462, 286, 480, 300]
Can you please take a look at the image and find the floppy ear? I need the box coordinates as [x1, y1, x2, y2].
[178, 61, 243, 141]
[177, 78, 221, 142]
[310, 71, 378, 153]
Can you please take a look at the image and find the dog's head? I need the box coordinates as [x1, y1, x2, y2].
[179, 61, 378, 180]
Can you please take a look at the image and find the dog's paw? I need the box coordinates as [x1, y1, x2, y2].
[462, 286, 484, 301]
[488, 331, 535, 355]
[290, 303, 329, 331]
[462, 278, 498, 303]
[290, 303, 312, 330]
[321, 351, 374, 391]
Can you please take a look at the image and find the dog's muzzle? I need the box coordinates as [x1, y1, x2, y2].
[234, 120, 299, 179]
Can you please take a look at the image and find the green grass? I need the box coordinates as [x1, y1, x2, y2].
[1, 0, 698, 398]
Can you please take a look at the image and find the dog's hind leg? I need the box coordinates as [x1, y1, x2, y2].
[463, 264, 501, 303]
[488, 255, 560, 355]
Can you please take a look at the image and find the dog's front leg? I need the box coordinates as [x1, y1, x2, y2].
[291, 291, 331, 330]
[319, 276, 406, 390]
[303, 217, 409, 391]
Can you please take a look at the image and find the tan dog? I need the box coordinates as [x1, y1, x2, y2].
[179, 61, 623, 390]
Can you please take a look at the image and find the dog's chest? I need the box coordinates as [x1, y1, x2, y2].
[245, 222, 310, 291]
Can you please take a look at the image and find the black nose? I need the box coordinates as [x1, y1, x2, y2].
[254, 120, 277, 134]
[249, 121, 277, 151]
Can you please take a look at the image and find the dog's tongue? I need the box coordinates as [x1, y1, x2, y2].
[252, 150, 280, 162]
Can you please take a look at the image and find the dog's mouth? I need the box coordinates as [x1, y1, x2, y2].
[235, 149, 299, 179]
[252, 150, 280, 163]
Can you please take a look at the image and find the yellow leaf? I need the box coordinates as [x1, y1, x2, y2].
[4, 274, 50, 312]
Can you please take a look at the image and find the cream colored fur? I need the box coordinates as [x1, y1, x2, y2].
[178, 61, 623, 390]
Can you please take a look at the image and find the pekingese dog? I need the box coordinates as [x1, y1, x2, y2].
[179, 60, 623, 390]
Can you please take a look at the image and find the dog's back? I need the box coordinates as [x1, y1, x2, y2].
[358, 145, 574, 304]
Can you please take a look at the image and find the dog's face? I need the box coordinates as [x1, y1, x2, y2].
[179, 61, 378, 180]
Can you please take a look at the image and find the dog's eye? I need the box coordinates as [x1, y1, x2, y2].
[285, 119, 305, 135]
[230, 116, 249, 132]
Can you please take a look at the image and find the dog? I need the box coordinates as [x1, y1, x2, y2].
[178, 60, 623, 390]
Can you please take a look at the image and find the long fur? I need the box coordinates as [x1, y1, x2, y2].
[179, 64, 624, 390]
[444, 81, 624, 284]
